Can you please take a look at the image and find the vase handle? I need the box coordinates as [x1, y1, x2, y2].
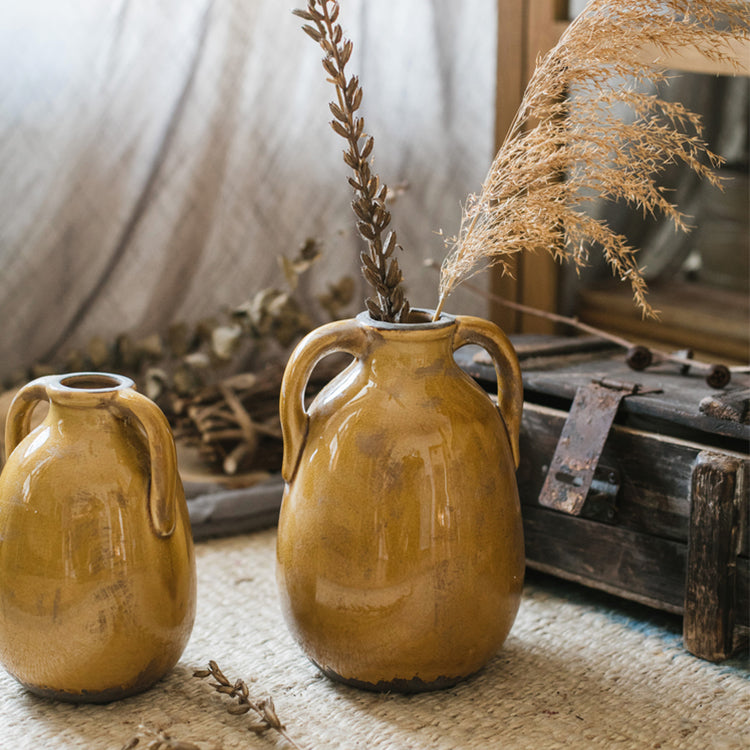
[115, 389, 180, 538]
[4, 377, 55, 460]
[280, 318, 367, 483]
[453, 316, 523, 468]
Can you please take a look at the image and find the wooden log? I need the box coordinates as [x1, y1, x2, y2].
[683, 452, 744, 661]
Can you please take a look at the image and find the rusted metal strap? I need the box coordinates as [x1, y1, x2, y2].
[538, 378, 661, 516]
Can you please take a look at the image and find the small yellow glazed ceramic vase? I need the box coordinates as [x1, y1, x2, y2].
[0, 373, 196, 702]
[277, 309, 524, 691]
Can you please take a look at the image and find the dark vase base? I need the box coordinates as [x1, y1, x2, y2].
[313, 660, 478, 694]
[16, 674, 162, 704]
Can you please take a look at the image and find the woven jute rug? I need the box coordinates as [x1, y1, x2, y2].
[1, 529, 748, 749]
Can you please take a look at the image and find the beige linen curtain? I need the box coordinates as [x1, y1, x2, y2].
[0, 0, 496, 382]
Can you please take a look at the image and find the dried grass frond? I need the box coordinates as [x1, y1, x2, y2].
[436, 0, 750, 319]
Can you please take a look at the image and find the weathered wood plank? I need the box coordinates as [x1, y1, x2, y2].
[522, 506, 749, 632]
[522, 360, 750, 445]
[700, 388, 750, 425]
[458, 341, 750, 443]
[522, 506, 687, 613]
[519, 402, 749, 543]
[683, 452, 745, 661]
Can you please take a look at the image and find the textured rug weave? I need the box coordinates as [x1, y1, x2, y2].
[1, 529, 748, 750]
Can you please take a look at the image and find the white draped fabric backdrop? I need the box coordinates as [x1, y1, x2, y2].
[0, 0, 497, 382]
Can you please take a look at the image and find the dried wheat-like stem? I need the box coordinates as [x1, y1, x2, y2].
[435, 0, 750, 320]
[294, 0, 410, 322]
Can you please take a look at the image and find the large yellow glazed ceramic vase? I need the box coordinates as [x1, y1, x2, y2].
[0, 373, 196, 702]
[277, 309, 524, 691]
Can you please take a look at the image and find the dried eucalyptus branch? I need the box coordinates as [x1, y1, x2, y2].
[435, 0, 750, 320]
[293, 0, 410, 322]
[193, 661, 302, 749]
[8, 239, 352, 398]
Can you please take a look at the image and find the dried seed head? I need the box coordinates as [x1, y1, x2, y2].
[227, 703, 252, 715]
[706, 364, 731, 389]
[625, 345, 653, 371]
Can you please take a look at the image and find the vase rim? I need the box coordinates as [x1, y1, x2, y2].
[47, 372, 135, 394]
[355, 308, 454, 331]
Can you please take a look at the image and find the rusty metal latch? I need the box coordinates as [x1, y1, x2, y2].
[538, 378, 662, 516]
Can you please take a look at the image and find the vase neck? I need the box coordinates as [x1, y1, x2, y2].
[358, 310, 456, 351]
[39, 374, 134, 432]
[357, 317, 459, 377]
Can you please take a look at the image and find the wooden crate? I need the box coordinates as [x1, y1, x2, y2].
[457, 336, 749, 662]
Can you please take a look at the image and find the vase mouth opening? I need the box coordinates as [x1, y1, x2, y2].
[356, 308, 454, 330]
[57, 373, 133, 392]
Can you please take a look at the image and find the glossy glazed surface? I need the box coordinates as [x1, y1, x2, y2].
[0, 373, 196, 702]
[277, 312, 524, 690]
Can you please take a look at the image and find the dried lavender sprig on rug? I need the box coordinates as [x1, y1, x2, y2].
[435, 0, 750, 320]
[293, 0, 410, 322]
[193, 661, 303, 749]
[121, 726, 201, 750]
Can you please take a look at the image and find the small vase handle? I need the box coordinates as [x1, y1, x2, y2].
[280, 318, 367, 483]
[4, 377, 54, 460]
[115, 389, 180, 538]
[453, 316, 523, 468]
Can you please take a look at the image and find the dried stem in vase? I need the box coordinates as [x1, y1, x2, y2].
[293, 0, 410, 322]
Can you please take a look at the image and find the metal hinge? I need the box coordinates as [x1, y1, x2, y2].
[538, 378, 662, 516]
